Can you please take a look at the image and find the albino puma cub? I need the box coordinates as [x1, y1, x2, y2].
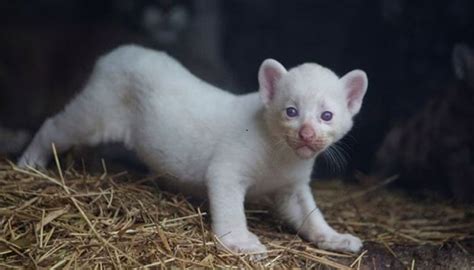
[18, 45, 367, 255]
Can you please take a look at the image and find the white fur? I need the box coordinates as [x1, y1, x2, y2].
[18, 45, 368, 255]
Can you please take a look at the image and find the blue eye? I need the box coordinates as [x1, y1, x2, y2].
[321, 111, 333, 121]
[286, 107, 299, 118]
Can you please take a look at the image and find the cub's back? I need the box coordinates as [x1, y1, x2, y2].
[96, 44, 235, 113]
[92, 45, 240, 180]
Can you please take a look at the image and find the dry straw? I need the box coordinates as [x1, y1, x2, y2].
[0, 149, 472, 268]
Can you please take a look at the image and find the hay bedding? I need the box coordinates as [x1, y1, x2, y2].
[0, 155, 473, 269]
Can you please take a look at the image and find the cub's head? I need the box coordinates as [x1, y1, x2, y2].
[258, 59, 368, 159]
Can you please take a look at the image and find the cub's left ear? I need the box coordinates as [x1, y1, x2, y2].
[340, 70, 368, 115]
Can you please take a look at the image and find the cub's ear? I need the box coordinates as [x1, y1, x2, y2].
[258, 59, 287, 106]
[452, 43, 473, 81]
[340, 70, 368, 116]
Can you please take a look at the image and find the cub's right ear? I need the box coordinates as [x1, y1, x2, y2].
[452, 43, 473, 80]
[258, 59, 287, 106]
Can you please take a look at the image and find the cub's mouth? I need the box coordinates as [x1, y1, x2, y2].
[295, 145, 318, 159]
[286, 136, 327, 159]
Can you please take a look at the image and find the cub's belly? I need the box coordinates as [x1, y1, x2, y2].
[129, 119, 216, 186]
[133, 140, 212, 182]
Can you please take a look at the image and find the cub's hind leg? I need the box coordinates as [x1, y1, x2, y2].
[18, 97, 101, 168]
[17, 46, 141, 169]
[18, 81, 129, 168]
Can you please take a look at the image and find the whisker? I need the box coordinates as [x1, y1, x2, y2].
[332, 149, 342, 173]
[325, 144, 348, 174]
[335, 139, 353, 152]
[343, 134, 358, 144]
[324, 147, 337, 174]
[333, 143, 351, 160]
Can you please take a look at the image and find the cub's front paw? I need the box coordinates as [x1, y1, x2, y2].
[217, 231, 267, 257]
[315, 233, 362, 253]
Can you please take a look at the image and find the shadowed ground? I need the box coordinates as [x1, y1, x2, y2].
[0, 157, 472, 269]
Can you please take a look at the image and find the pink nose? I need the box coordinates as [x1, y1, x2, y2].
[298, 125, 315, 142]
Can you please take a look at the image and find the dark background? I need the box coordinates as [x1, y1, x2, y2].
[1, 0, 473, 180]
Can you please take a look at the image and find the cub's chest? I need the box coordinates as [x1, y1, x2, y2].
[248, 161, 311, 195]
